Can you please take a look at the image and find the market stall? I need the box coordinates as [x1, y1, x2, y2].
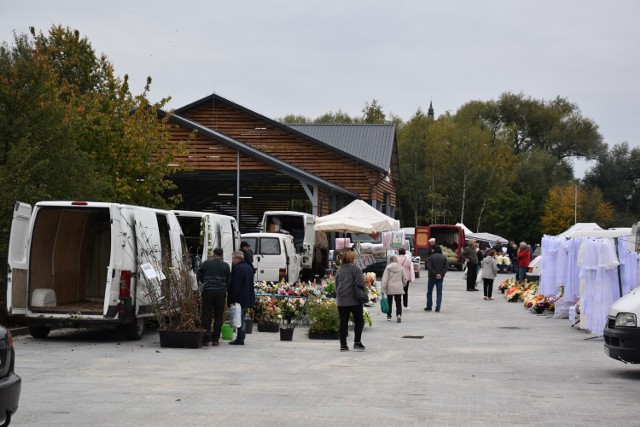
[538, 224, 638, 335]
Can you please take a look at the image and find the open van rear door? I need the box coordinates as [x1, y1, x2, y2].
[7, 202, 32, 314]
[133, 210, 163, 309]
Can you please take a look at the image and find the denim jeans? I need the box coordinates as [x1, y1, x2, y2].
[427, 277, 443, 310]
[518, 266, 527, 282]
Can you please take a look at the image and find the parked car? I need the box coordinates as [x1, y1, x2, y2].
[0, 325, 21, 426]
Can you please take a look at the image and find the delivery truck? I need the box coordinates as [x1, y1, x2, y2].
[414, 224, 466, 270]
[7, 201, 192, 340]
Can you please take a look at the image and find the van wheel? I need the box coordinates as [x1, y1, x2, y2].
[122, 318, 145, 340]
[29, 325, 51, 339]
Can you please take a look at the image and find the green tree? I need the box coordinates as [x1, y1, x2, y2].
[584, 142, 640, 226]
[361, 99, 386, 124]
[541, 184, 613, 235]
[396, 109, 432, 226]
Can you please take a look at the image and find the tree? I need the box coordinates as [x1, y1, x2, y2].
[396, 109, 431, 225]
[540, 184, 613, 235]
[0, 25, 185, 240]
[458, 92, 605, 160]
[362, 99, 386, 124]
[584, 142, 640, 226]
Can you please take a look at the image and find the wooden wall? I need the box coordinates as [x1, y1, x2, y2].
[164, 98, 398, 213]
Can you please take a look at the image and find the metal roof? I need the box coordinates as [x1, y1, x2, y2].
[288, 124, 396, 172]
[159, 110, 358, 198]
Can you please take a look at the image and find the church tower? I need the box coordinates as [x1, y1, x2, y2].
[427, 100, 434, 118]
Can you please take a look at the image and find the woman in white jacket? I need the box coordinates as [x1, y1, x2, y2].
[481, 249, 499, 300]
[381, 256, 408, 323]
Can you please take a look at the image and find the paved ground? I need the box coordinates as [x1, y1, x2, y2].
[10, 270, 640, 426]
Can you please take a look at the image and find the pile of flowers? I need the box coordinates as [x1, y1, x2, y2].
[498, 278, 562, 314]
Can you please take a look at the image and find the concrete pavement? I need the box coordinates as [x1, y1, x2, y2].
[11, 270, 640, 426]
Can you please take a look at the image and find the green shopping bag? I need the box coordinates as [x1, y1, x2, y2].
[380, 294, 390, 314]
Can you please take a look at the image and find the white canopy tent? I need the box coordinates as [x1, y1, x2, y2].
[314, 200, 400, 233]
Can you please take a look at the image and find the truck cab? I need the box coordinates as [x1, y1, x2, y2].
[604, 287, 640, 363]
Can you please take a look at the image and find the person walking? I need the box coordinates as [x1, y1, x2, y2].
[481, 249, 499, 300]
[397, 248, 415, 310]
[197, 247, 231, 346]
[227, 250, 256, 345]
[516, 242, 531, 282]
[335, 250, 366, 352]
[425, 246, 448, 312]
[462, 240, 479, 291]
[381, 255, 408, 323]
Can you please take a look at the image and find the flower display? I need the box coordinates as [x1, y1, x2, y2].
[277, 297, 308, 329]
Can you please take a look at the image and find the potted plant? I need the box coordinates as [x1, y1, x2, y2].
[277, 297, 308, 341]
[144, 259, 205, 348]
[307, 298, 340, 340]
[255, 297, 280, 332]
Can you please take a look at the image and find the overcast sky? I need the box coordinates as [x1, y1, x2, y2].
[1, 1, 638, 177]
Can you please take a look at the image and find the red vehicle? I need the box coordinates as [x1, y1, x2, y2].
[414, 225, 466, 270]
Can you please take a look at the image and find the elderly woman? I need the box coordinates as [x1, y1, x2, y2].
[381, 255, 408, 323]
[335, 250, 366, 352]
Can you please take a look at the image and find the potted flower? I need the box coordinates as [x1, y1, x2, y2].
[255, 296, 280, 332]
[277, 297, 308, 341]
[307, 298, 340, 340]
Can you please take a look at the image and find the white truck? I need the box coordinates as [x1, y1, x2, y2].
[172, 210, 241, 269]
[261, 211, 328, 281]
[240, 232, 301, 284]
[7, 201, 192, 340]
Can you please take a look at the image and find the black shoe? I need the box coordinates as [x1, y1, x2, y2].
[473, 288, 480, 291]
[435, 308, 440, 312]
[397, 316, 402, 323]
[353, 342, 365, 351]
[340, 345, 349, 352]
[467, 289, 475, 292]
[424, 307, 432, 311]
[228, 340, 244, 345]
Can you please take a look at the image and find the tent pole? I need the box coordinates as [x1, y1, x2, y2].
[615, 237, 623, 298]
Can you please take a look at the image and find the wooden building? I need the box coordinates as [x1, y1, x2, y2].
[161, 94, 399, 230]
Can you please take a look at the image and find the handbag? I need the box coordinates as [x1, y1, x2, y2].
[380, 294, 390, 314]
[355, 284, 369, 304]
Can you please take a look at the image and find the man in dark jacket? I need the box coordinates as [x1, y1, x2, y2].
[425, 246, 448, 312]
[197, 247, 231, 346]
[461, 240, 479, 291]
[227, 250, 256, 345]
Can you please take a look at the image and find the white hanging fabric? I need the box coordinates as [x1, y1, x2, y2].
[579, 239, 620, 335]
[618, 237, 639, 295]
[564, 237, 584, 302]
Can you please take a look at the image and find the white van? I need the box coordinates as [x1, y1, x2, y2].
[7, 201, 191, 340]
[241, 232, 300, 284]
[261, 211, 327, 280]
[604, 288, 640, 363]
[172, 210, 241, 268]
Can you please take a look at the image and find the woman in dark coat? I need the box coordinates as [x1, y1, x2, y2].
[335, 250, 366, 352]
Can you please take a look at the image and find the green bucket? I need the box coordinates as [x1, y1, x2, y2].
[221, 323, 234, 340]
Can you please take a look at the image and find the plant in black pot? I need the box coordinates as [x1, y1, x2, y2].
[255, 297, 280, 332]
[307, 298, 340, 340]
[277, 297, 308, 341]
[143, 256, 204, 349]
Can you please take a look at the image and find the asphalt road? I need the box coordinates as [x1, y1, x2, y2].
[10, 270, 640, 426]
